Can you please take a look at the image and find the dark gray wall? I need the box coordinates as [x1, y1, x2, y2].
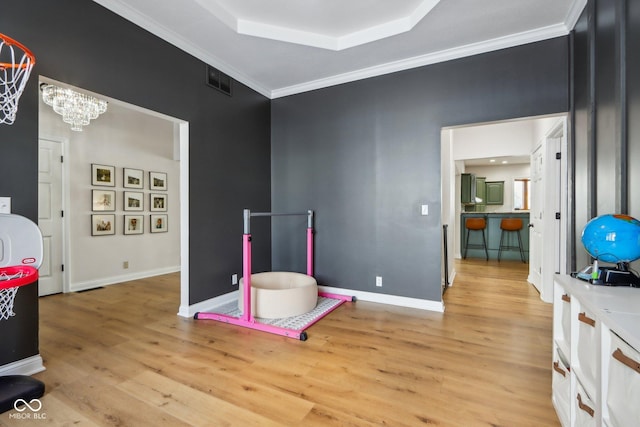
[272, 38, 570, 301]
[0, 1, 271, 366]
[572, 0, 638, 271]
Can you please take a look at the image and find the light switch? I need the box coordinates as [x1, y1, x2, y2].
[421, 204, 428, 216]
[0, 197, 10, 214]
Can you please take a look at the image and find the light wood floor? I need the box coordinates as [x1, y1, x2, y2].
[1, 259, 559, 426]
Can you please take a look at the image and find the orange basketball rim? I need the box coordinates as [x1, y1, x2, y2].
[0, 33, 36, 125]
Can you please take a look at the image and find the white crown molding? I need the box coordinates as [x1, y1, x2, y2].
[198, 0, 440, 52]
[234, 0, 441, 51]
[92, 0, 272, 98]
[94, 1, 584, 101]
[564, 0, 588, 31]
[271, 23, 570, 99]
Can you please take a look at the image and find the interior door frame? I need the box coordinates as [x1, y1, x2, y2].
[528, 142, 544, 293]
[38, 135, 70, 294]
[39, 76, 189, 314]
[529, 116, 568, 303]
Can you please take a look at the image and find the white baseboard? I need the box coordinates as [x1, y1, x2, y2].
[0, 355, 45, 376]
[177, 290, 239, 318]
[319, 286, 445, 312]
[70, 266, 180, 292]
[447, 269, 457, 287]
[182, 286, 445, 316]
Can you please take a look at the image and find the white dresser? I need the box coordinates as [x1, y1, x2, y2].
[553, 274, 640, 426]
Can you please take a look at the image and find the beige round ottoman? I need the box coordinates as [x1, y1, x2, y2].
[238, 271, 318, 319]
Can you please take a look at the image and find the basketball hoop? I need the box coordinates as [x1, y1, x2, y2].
[0, 33, 36, 125]
[0, 266, 38, 320]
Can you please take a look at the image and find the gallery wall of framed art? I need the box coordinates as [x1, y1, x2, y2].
[90, 163, 168, 236]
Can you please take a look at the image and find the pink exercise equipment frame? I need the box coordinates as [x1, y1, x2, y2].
[195, 209, 353, 340]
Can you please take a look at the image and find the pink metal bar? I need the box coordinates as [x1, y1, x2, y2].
[194, 208, 355, 341]
[194, 312, 306, 340]
[242, 233, 253, 322]
[306, 227, 313, 276]
[318, 291, 355, 302]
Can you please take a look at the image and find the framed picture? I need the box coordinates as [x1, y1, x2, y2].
[150, 193, 167, 212]
[123, 191, 144, 211]
[150, 214, 168, 233]
[91, 214, 115, 236]
[124, 215, 144, 235]
[123, 168, 143, 189]
[92, 190, 116, 211]
[92, 164, 115, 187]
[149, 171, 167, 190]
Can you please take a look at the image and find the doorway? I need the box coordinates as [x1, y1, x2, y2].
[38, 137, 65, 296]
[441, 114, 567, 302]
[37, 77, 190, 313]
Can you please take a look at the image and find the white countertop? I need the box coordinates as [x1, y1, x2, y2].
[555, 274, 640, 350]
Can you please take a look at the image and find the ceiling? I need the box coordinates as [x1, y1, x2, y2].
[93, 0, 586, 99]
[464, 155, 531, 167]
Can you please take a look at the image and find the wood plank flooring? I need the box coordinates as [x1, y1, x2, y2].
[0, 259, 559, 426]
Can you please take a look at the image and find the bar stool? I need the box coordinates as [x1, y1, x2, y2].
[463, 217, 488, 260]
[498, 218, 526, 263]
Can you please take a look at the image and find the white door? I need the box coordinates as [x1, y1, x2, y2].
[541, 134, 562, 302]
[528, 122, 564, 303]
[38, 138, 64, 296]
[529, 145, 544, 293]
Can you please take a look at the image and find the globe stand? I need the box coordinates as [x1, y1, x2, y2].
[592, 262, 640, 287]
[573, 262, 640, 288]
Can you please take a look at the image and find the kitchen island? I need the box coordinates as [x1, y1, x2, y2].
[460, 212, 530, 261]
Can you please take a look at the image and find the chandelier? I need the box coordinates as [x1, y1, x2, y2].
[41, 84, 107, 131]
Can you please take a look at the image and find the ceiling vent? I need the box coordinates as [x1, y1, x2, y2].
[206, 65, 232, 96]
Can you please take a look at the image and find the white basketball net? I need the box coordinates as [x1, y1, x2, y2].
[0, 272, 25, 320]
[0, 36, 35, 125]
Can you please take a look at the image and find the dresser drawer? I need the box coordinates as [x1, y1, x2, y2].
[560, 292, 571, 346]
[575, 380, 597, 427]
[606, 331, 640, 427]
[576, 306, 598, 393]
[552, 348, 571, 427]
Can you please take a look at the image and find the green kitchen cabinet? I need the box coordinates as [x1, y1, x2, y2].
[485, 181, 504, 205]
[475, 177, 486, 204]
[461, 173, 476, 204]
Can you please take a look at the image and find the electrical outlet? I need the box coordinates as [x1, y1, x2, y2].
[0, 197, 10, 214]
[376, 276, 383, 287]
[123, 261, 129, 269]
[232, 274, 238, 285]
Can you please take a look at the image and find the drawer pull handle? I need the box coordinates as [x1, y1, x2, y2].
[561, 294, 571, 303]
[613, 348, 640, 374]
[577, 393, 595, 417]
[553, 361, 566, 377]
[578, 312, 596, 327]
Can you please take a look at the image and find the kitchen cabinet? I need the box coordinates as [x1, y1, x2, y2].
[475, 177, 486, 205]
[461, 173, 476, 204]
[485, 181, 504, 205]
[552, 274, 640, 426]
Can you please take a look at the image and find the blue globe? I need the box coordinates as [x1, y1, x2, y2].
[581, 214, 640, 263]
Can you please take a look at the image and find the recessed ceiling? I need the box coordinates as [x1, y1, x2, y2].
[464, 156, 531, 167]
[195, 0, 441, 51]
[92, 0, 586, 98]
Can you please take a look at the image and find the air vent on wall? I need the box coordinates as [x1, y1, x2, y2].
[206, 65, 232, 96]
